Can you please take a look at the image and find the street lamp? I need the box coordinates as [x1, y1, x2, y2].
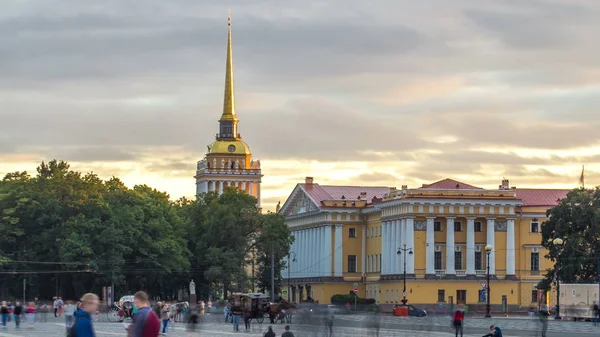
[251, 239, 256, 293]
[397, 244, 413, 305]
[287, 252, 297, 302]
[485, 244, 493, 318]
[553, 238, 564, 320]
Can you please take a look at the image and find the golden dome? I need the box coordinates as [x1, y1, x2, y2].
[208, 140, 251, 155]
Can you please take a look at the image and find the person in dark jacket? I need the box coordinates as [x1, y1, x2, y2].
[73, 293, 99, 337]
[13, 302, 23, 328]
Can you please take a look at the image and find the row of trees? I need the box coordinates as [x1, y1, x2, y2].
[0, 160, 292, 301]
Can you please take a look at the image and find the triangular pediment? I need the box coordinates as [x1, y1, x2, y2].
[279, 185, 320, 216]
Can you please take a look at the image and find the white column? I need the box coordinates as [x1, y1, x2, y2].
[487, 218, 496, 275]
[208, 181, 215, 192]
[334, 224, 343, 277]
[382, 221, 388, 274]
[321, 226, 327, 276]
[257, 182, 261, 205]
[325, 225, 333, 276]
[390, 220, 396, 274]
[361, 224, 366, 276]
[241, 181, 246, 193]
[310, 228, 315, 277]
[466, 217, 476, 276]
[249, 182, 254, 196]
[297, 230, 302, 278]
[446, 217, 456, 275]
[218, 181, 224, 194]
[507, 218, 516, 276]
[405, 217, 415, 274]
[227, 181, 231, 187]
[426, 217, 435, 275]
[291, 231, 297, 279]
[302, 230, 307, 278]
[396, 219, 403, 273]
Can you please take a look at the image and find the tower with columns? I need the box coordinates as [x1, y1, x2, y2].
[195, 12, 262, 205]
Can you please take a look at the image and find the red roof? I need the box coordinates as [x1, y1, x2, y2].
[419, 178, 483, 190]
[515, 189, 570, 207]
[300, 183, 390, 205]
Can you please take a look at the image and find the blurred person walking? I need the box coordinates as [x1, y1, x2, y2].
[65, 301, 76, 333]
[1, 301, 9, 329]
[71, 293, 99, 337]
[13, 302, 23, 329]
[127, 291, 160, 337]
[453, 304, 465, 337]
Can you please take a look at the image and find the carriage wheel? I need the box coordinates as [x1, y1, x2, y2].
[256, 314, 264, 324]
[107, 308, 121, 322]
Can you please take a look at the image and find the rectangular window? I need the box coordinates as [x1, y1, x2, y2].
[347, 255, 357, 273]
[456, 290, 467, 303]
[531, 290, 538, 303]
[474, 221, 482, 232]
[434, 221, 442, 232]
[379, 255, 382, 272]
[475, 251, 483, 270]
[349, 228, 357, 238]
[434, 251, 443, 270]
[531, 252, 540, 271]
[437, 290, 445, 302]
[454, 221, 462, 232]
[455, 251, 463, 270]
[531, 222, 539, 233]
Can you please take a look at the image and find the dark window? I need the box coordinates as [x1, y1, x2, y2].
[348, 255, 357, 273]
[434, 251, 443, 270]
[474, 221, 482, 232]
[379, 255, 382, 272]
[456, 290, 467, 303]
[531, 222, 539, 233]
[454, 221, 462, 232]
[475, 251, 483, 270]
[455, 251, 463, 270]
[531, 290, 538, 303]
[349, 228, 357, 238]
[437, 290, 445, 302]
[434, 221, 442, 232]
[531, 252, 539, 271]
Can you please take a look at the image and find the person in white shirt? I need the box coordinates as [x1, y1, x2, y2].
[64, 301, 76, 333]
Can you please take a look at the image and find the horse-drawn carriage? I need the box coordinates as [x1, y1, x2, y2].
[267, 300, 296, 324]
[229, 293, 269, 323]
[107, 296, 135, 322]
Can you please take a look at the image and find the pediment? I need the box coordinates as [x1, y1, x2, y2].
[280, 185, 320, 216]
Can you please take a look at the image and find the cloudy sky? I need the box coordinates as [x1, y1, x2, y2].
[2, 0, 599, 211]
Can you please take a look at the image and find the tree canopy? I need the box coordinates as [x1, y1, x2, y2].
[541, 187, 600, 284]
[0, 160, 293, 302]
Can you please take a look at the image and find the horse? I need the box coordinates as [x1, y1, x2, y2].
[268, 301, 297, 324]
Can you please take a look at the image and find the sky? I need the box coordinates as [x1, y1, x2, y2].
[1, 0, 599, 211]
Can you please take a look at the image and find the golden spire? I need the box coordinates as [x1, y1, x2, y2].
[220, 10, 237, 122]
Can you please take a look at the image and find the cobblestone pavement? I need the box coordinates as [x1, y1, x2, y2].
[338, 313, 600, 334]
[1, 314, 598, 337]
[0, 316, 482, 337]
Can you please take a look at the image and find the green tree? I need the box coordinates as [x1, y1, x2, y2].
[541, 187, 600, 284]
[255, 212, 294, 299]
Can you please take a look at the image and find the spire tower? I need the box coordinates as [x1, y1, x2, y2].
[218, 10, 239, 140]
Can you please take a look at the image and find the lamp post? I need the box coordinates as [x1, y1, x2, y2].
[485, 244, 493, 318]
[397, 244, 413, 305]
[251, 239, 256, 293]
[287, 252, 297, 302]
[552, 238, 564, 320]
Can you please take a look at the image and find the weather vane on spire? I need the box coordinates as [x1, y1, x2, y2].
[228, 9, 231, 26]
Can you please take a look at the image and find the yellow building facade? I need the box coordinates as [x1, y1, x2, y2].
[194, 14, 262, 205]
[280, 177, 569, 310]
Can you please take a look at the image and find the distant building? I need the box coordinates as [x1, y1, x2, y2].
[280, 176, 569, 308]
[194, 14, 262, 205]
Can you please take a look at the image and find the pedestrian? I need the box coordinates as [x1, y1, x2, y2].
[160, 303, 170, 335]
[482, 324, 503, 337]
[65, 301, 76, 333]
[53, 297, 58, 318]
[281, 325, 294, 337]
[264, 326, 276, 337]
[230, 301, 242, 332]
[593, 302, 599, 326]
[453, 304, 465, 337]
[223, 302, 230, 323]
[26, 302, 36, 328]
[72, 293, 99, 337]
[13, 302, 23, 329]
[243, 308, 251, 331]
[539, 304, 550, 337]
[1, 301, 9, 329]
[126, 291, 160, 337]
[57, 297, 64, 317]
